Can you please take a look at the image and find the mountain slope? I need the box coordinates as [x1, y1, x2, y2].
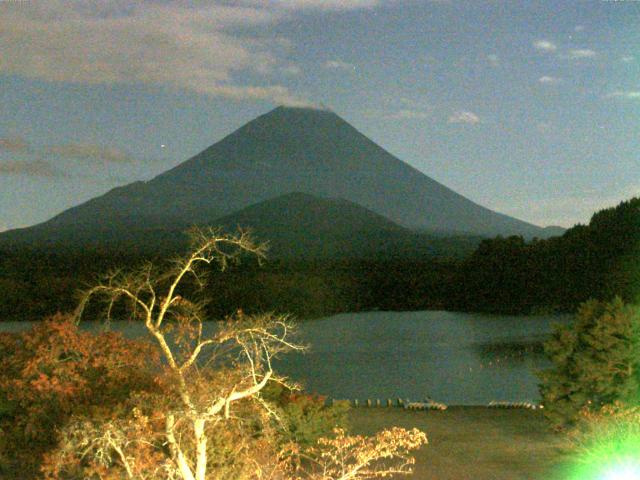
[214, 192, 480, 259]
[1, 106, 559, 245]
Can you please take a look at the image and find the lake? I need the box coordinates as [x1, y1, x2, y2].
[273, 311, 569, 405]
[0, 310, 570, 405]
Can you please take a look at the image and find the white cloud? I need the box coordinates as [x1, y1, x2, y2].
[574, 25, 585, 32]
[448, 111, 480, 124]
[487, 54, 499, 67]
[533, 39, 597, 62]
[538, 76, 560, 84]
[568, 49, 597, 59]
[324, 59, 356, 70]
[533, 40, 557, 52]
[621, 55, 635, 63]
[0, 1, 426, 104]
[0, 1, 309, 104]
[605, 91, 640, 100]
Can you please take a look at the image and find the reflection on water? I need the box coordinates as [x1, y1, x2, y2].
[0, 310, 570, 405]
[272, 311, 570, 405]
[475, 339, 546, 361]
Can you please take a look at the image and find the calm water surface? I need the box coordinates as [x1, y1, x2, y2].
[1, 311, 570, 405]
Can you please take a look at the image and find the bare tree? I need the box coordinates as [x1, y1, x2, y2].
[63, 227, 427, 480]
[75, 228, 304, 480]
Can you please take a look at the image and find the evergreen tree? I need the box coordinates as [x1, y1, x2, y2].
[538, 298, 640, 429]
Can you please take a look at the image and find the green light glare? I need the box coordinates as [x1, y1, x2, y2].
[565, 435, 640, 480]
[601, 461, 640, 480]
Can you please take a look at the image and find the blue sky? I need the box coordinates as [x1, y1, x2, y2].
[0, 0, 638, 231]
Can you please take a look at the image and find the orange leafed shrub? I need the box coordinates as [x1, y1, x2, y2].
[0, 314, 159, 477]
[287, 427, 428, 480]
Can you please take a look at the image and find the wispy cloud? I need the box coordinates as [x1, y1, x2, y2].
[448, 111, 480, 124]
[0, 137, 145, 177]
[46, 143, 134, 163]
[0, 136, 30, 153]
[605, 91, 640, 100]
[568, 49, 596, 59]
[538, 76, 560, 84]
[0, 1, 309, 105]
[533, 38, 597, 63]
[0, 0, 411, 105]
[0, 159, 63, 177]
[267, 0, 448, 10]
[324, 59, 356, 70]
[533, 40, 557, 52]
[270, 0, 382, 10]
[621, 55, 635, 63]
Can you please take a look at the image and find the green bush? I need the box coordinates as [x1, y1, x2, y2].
[538, 298, 640, 429]
[262, 383, 349, 448]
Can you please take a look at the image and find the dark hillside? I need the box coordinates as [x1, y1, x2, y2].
[214, 192, 481, 259]
[447, 197, 640, 313]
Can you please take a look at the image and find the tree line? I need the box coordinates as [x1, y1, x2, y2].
[1, 197, 638, 320]
[447, 197, 640, 314]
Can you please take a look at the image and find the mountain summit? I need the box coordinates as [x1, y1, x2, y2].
[3, 106, 557, 245]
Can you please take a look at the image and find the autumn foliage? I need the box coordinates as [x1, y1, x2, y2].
[0, 229, 427, 479]
[0, 314, 160, 477]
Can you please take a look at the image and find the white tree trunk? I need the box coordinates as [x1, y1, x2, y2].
[194, 418, 208, 480]
[166, 414, 196, 480]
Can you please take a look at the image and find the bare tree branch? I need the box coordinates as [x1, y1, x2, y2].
[73, 228, 300, 480]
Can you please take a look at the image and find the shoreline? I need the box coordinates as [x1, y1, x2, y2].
[347, 407, 569, 479]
